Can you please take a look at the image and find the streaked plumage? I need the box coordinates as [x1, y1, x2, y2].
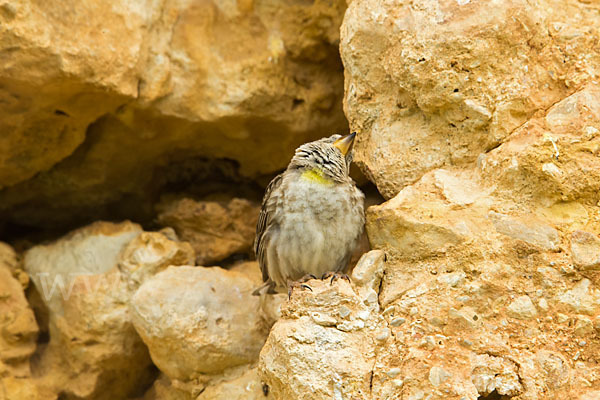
[254, 133, 365, 294]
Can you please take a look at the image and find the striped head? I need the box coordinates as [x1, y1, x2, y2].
[288, 133, 356, 184]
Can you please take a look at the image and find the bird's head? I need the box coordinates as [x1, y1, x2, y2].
[288, 132, 356, 183]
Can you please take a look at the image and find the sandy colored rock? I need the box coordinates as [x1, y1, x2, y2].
[507, 295, 538, 320]
[197, 367, 273, 400]
[570, 230, 600, 270]
[362, 166, 600, 398]
[489, 212, 560, 252]
[131, 263, 268, 380]
[258, 278, 380, 400]
[23, 221, 193, 400]
[119, 229, 195, 289]
[0, 243, 38, 379]
[157, 197, 259, 265]
[0, 0, 348, 230]
[480, 84, 600, 206]
[341, 0, 600, 198]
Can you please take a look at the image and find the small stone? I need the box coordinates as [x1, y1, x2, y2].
[386, 367, 401, 378]
[408, 390, 425, 400]
[410, 307, 418, 315]
[574, 316, 594, 336]
[557, 279, 597, 314]
[364, 290, 379, 305]
[429, 366, 452, 387]
[449, 307, 480, 329]
[570, 231, 600, 270]
[539, 298, 549, 311]
[375, 329, 390, 341]
[557, 313, 570, 323]
[357, 310, 371, 321]
[437, 271, 466, 287]
[507, 295, 538, 320]
[339, 306, 351, 318]
[390, 317, 406, 327]
[311, 312, 337, 327]
[383, 305, 396, 316]
[351, 250, 386, 289]
[393, 379, 404, 388]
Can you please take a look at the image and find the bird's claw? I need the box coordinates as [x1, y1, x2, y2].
[288, 281, 313, 299]
[321, 271, 351, 285]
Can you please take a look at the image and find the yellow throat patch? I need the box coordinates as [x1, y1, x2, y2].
[301, 168, 333, 185]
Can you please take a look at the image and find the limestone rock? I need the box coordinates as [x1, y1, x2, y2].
[489, 212, 560, 252]
[341, 0, 600, 198]
[361, 160, 600, 398]
[0, 0, 348, 229]
[197, 367, 273, 400]
[480, 85, 600, 206]
[507, 295, 538, 320]
[157, 197, 259, 265]
[23, 221, 192, 399]
[258, 279, 378, 400]
[119, 229, 195, 290]
[130, 263, 268, 380]
[0, 243, 38, 378]
[570, 230, 600, 270]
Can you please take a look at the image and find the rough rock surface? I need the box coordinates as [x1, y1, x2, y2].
[0, 0, 348, 229]
[341, 0, 600, 199]
[2, 0, 600, 399]
[23, 221, 195, 400]
[258, 252, 385, 400]
[131, 262, 268, 382]
[156, 197, 259, 265]
[0, 243, 39, 398]
[358, 88, 600, 399]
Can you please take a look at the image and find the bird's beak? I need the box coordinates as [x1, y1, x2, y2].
[333, 132, 356, 156]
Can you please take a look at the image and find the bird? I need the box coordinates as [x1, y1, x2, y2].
[253, 132, 365, 296]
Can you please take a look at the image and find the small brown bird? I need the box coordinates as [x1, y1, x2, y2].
[253, 133, 365, 296]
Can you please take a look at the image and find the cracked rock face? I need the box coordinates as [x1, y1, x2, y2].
[358, 88, 600, 399]
[341, 0, 600, 199]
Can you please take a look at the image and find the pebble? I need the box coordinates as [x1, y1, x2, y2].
[429, 366, 452, 387]
[507, 295, 538, 319]
[390, 317, 406, 327]
[375, 329, 390, 341]
[383, 305, 396, 316]
[393, 379, 404, 388]
[338, 306, 351, 318]
[386, 367, 401, 378]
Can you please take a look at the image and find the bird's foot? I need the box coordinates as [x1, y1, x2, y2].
[299, 274, 317, 283]
[321, 271, 351, 285]
[288, 281, 313, 300]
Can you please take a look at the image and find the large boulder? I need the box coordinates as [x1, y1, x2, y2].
[0, 0, 349, 229]
[0, 242, 38, 394]
[23, 221, 195, 400]
[341, 0, 600, 198]
[130, 262, 268, 381]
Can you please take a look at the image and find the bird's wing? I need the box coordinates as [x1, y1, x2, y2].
[255, 173, 284, 283]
